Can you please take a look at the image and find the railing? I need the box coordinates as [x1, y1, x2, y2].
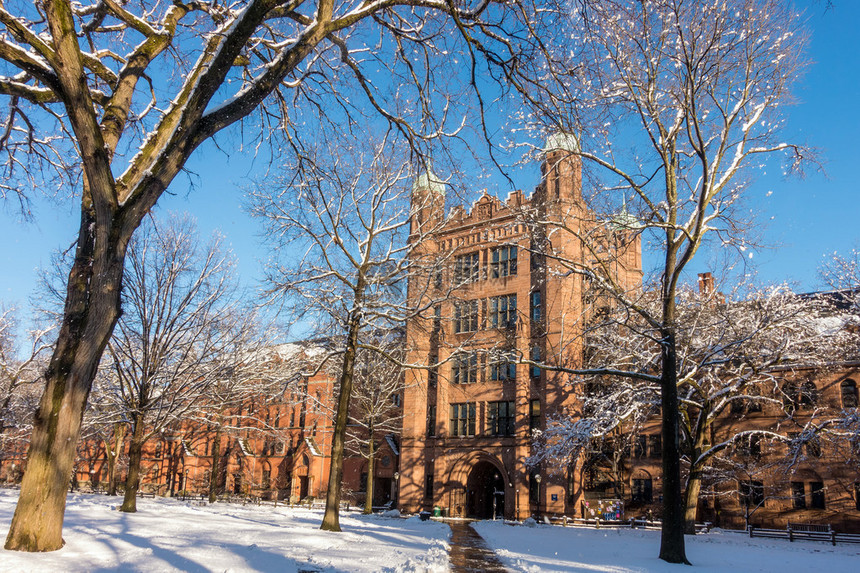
[547, 516, 711, 534]
[748, 524, 860, 546]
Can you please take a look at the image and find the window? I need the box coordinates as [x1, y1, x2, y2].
[739, 434, 761, 457]
[490, 246, 517, 278]
[427, 405, 436, 437]
[262, 470, 271, 490]
[842, 379, 858, 408]
[490, 294, 517, 329]
[360, 472, 368, 493]
[648, 434, 662, 458]
[452, 351, 478, 385]
[529, 399, 541, 430]
[632, 478, 653, 503]
[529, 345, 542, 379]
[810, 481, 826, 509]
[454, 252, 481, 284]
[454, 300, 479, 333]
[425, 472, 434, 500]
[855, 482, 860, 511]
[488, 401, 516, 436]
[730, 390, 763, 414]
[529, 470, 540, 503]
[791, 482, 806, 509]
[392, 393, 402, 407]
[489, 349, 517, 381]
[635, 435, 647, 457]
[530, 291, 542, 322]
[739, 480, 765, 508]
[450, 403, 476, 437]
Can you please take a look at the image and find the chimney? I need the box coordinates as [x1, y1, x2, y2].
[698, 272, 715, 296]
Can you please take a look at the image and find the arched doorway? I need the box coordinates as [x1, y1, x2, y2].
[466, 461, 505, 519]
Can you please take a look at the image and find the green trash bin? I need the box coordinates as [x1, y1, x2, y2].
[432, 506, 442, 517]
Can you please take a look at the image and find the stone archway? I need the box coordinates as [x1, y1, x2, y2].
[466, 461, 505, 519]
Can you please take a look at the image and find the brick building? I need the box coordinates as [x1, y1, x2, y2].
[399, 135, 642, 520]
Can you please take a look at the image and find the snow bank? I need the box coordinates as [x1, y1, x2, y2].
[0, 490, 449, 572]
[473, 520, 860, 572]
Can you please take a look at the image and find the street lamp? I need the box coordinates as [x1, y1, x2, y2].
[535, 474, 542, 521]
[393, 472, 400, 507]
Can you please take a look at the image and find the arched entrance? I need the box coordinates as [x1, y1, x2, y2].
[466, 461, 505, 519]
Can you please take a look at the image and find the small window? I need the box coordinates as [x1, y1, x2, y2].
[452, 351, 478, 385]
[490, 294, 517, 329]
[392, 393, 402, 407]
[529, 470, 540, 503]
[454, 300, 479, 333]
[529, 399, 541, 430]
[791, 482, 806, 509]
[810, 481, 826, 509]
[450, 403, 476, 437]
[841, 379, 858, 409]
[262, 470, 271, 490]
[854, 482, 860, 511]
[806, 436, 822, 458]
[488, 401, 516, 436]
[648, 434, 662, 458]
[632, 478, 653, 503]
[424, 472, 434, 500]
[490, 246, 517, 278]
[635, 435, 647, 457]
[489, 349, 516, 381]
[454, 252, 481, 285]
[799, 381, 818, 410]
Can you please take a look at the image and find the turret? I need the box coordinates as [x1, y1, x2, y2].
[410, 168, 446, 239]
[541, 132, 582, 202]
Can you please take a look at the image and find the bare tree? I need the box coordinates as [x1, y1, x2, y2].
[346, 342, 405, 514]
[97, 214, 242, 512]
[0, 0, 542, 550]
[0, 308, 53, 463]
[250, 136, 445, 531]
[516, 0, 810, 562]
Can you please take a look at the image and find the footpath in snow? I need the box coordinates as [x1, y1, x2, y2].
[0, 489, 449, 572]
[473, 519, 860, 573]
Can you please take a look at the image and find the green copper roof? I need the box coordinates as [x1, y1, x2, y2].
[544, 131, 580, 153]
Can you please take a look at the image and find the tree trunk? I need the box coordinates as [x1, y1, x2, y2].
[683, 469, 703, 535]
[4, 207, 126, 552]
[120, 414, 146, 512]
[657, 329, 690, 564]
[363, 429, 376, 515]
[106, 423, 126, 496]
[321, 292, 364, 532]
[209, 427, 222, 504]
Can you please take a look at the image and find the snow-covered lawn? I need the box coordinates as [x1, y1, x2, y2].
[473, 520, 860, 573]
[0, 489, 449, 572]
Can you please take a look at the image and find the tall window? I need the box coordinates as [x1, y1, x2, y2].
[841, 379, 858, 408]
[490, 246, 517, 278]
[529, 470, 540, 503]
[262, 469, 271, 490]
[488, 401, 516, 436]
[452, 351, 478, 385]
[799, 381, 818, 410]
[454, 300, 479, 333]
[450, 403, 476, 437]
[489, 349, 516, 381]
[454, 252, 481, 284]
[530, 345, 542, 379]
[529, 399, 541, 431]
[490, 294, 517, 329]
[855, 482, 860, 511]
[635, 435, 647, 457]
[426, 405, 436, 436]
[425, 472, 434, 500]
[530, 291, 542, 322]
[810, 481, 826, 509]
[790, 482, 806, 509]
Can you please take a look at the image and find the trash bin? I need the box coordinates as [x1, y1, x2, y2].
[441, 507, 449, 518]
[432, 506, 442, 517]
[419, 511, 431, 521]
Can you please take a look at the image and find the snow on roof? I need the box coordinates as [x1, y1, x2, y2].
[385, 434, 400, 456]
[304, 437, 322, 457]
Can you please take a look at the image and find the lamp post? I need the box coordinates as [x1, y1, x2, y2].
[535, 474, 542, 521]
[393, 471, 400, 508]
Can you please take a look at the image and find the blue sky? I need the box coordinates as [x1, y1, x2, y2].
[1, 1, 857, 322]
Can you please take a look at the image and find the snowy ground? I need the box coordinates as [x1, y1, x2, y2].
[0, 489, 449, 572]
[473, 520, 860, 573]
